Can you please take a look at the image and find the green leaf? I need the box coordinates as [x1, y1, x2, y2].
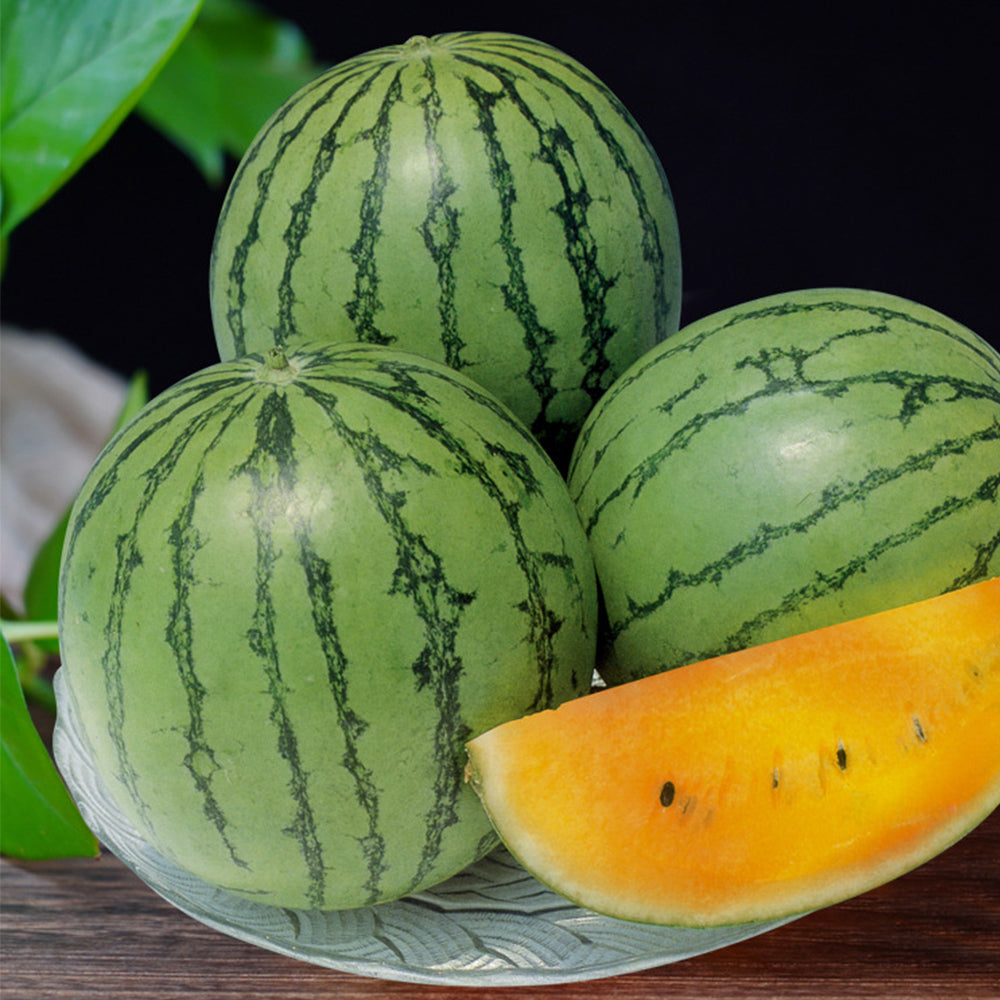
[1, 632, 98, 859]
[136, 0, 321, 184]
[109, 368, 153, 434]
[0, 0, 203, 237]
[22, 370, 150, 655]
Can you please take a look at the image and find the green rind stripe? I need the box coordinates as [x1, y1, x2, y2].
[234, 391, 328, 908]
[735, 478, 999, 667]
[341, 69, 404, 346]
[65, 379, 257, 837]
[62, 370, 254, 555]
[455, 40, 676, 346]
[294, 524, 387, 903]
[276, 67, 396, 347]
[450, 44, 674, 437]
[462, 73, 557, 428]
[615, 461, 1000, 660]
[166, 466, 250, 872]
[217, 63, 392, 357]
[296, 344, 552, 481]
[415, 55, 464, 369]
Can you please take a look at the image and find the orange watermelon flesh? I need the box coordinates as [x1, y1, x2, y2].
[465, 578, 1000, 927]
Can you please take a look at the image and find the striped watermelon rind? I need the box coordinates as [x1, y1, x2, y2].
[209, 31, 681, 467]
[57, 342, 597, 910]
[568, 287, 1000, 683]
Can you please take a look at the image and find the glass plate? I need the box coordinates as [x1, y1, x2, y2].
[52, 669, 797, 987]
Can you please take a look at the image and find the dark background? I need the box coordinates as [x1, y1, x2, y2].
[3, 0, 997, 396]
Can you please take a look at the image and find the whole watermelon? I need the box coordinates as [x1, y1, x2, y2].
[209, 31, 682, 468]
[568, 287, 1000, 683]
[57, 343, 597, 910]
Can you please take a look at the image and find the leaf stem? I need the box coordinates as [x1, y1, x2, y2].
[1, 619, 60, 643]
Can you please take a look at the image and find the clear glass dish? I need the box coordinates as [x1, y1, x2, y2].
[52, 669, 795, 987]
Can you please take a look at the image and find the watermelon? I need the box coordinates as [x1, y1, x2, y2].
[56, 342, 597, 910]
[209, 31, 682, 468]
[466, 578, 1000, 927]
[568, 287, 1000, 683]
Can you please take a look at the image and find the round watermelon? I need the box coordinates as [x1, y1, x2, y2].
[209, 31, 682, 468]
[57, 342, 597, 910]
[568, 287, 1000, 683]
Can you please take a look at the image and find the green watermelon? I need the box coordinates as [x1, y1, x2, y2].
[209, 31, 681, 468]
[57, 342, 597, 910]
[568, 287, 1000, 684]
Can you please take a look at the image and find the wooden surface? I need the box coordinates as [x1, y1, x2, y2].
[3, 807, 998, 1000]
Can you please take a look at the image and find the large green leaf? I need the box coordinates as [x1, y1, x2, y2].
[1, 633, 98, 859]
[137, 0, 321, 184]
[0, 0, 203, 236]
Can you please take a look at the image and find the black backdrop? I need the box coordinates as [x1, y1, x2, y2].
[3, 0, 997, 396]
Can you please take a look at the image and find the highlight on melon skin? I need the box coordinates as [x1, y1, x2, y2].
[465, 578, 1000, 928]
[566, 286, 1000, 686]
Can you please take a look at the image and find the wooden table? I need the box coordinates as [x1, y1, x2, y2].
[3, 807, 997, 1000]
